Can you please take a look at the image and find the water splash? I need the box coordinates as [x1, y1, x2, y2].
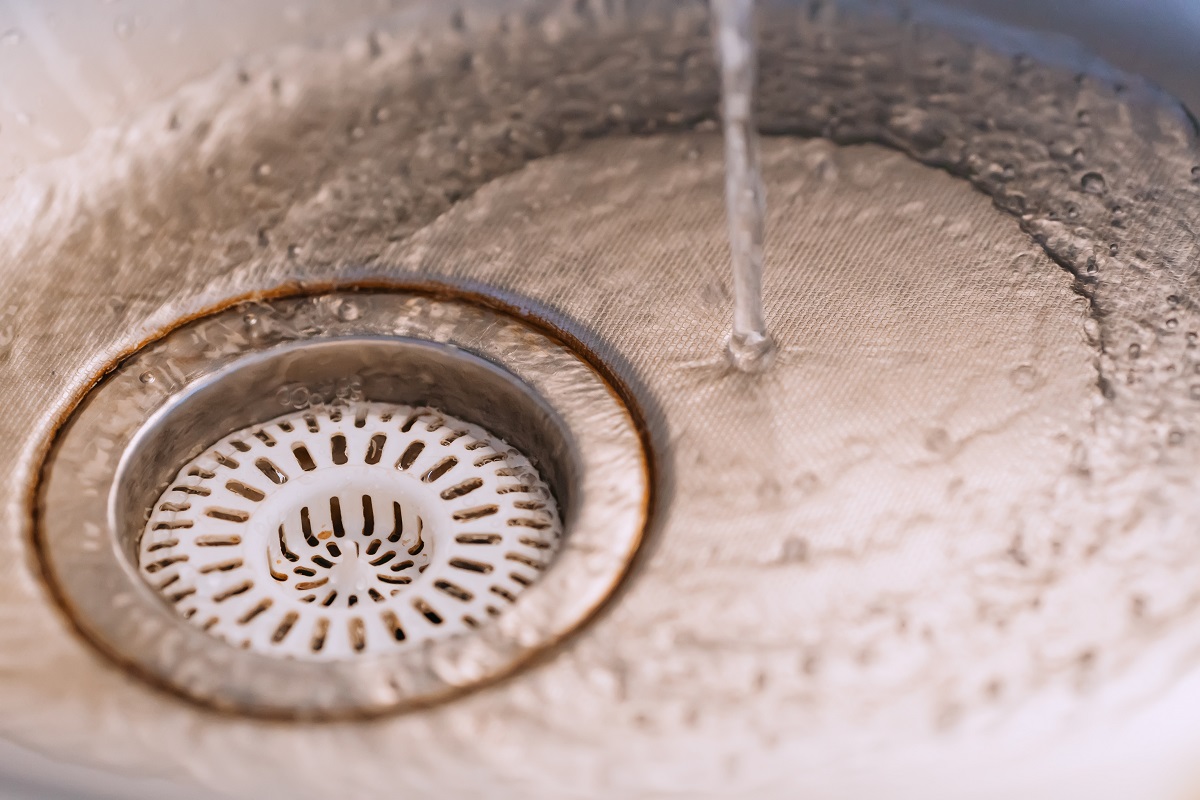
[711, 0, 776, 373]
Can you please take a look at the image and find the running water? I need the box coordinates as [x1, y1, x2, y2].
[710, 0, 776, 373]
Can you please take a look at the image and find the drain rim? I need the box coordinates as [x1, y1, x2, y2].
[33, 288, 650, 718]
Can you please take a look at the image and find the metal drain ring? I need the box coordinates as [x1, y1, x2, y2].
[35, 289, 649, 718]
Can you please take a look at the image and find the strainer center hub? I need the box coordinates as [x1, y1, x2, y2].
[258, 469, 436, 607]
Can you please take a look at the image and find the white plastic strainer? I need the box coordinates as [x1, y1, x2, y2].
[138, 402, 562, 660]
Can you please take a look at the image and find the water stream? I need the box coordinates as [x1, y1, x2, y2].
[710, 0, 777, 373]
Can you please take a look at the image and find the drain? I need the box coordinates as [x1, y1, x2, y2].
[141, 404, 561, 660]
[35, 290, 648, 717]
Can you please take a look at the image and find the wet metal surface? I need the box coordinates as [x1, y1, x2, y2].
[1, 0, 1200, 797]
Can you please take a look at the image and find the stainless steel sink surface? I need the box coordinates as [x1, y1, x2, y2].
[2, 1, 1200, 798]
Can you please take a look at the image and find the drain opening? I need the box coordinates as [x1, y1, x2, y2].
[140, 404, 561, 660]
[36, 291, 648, 717]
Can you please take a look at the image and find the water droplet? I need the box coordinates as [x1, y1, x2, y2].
[1010, 364, 1038, 390]
[139, 371, 155, 385]
[1076, 109, 1091, 125]
[794, 472, 820, 494]
[243, 313, 259, 327]
[924, 427, 953, 453]
[371, 106, 391, 124]
[777, 537, 808, 563]
[254, 162, 272, 178]
[1168, 429, 1185, 446]
[1109, 243, 1119, 256]
[814, 154, 838, 181]
[1168, 294, 1181, 306]
[113, 16, 134, 40]
[1166, 318, 1179, 331]
[0, 29, 23, 46]
[286, 244, 301, 259]
[337, 301, 361, 322]
[1188, 332, 1198, 348]
[1128, 343, 1141, 359]
[348, 125, 365, 140]
[1080, 172, 1106, 194]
